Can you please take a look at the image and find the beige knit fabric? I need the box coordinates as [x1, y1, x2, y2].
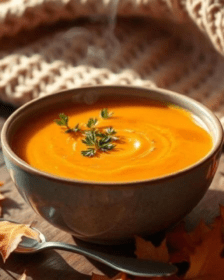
[0, 0, 224, 120]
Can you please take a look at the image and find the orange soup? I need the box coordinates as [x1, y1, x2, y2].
[12, 98, 213, 182]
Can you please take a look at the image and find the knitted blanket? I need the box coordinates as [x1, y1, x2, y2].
[1, 0, 224, 123]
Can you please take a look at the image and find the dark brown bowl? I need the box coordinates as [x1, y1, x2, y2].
[1, 86, 223, 244]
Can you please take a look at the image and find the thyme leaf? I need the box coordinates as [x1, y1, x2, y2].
[100, 108, 113, 119]
[73, 124, 81, 133]
[55, 114, 81, 134]
[55, 109, 119, 157]
[87, 118, 98, 128]
[98, 143, 116, 152]
[106, 127, 116, 135]
[81, 148, 96, 157]
[54, 113, 69, 127]
[82, 131, 97, 146]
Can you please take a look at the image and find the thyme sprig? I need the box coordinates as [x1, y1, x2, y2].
[54, 108, 118, 157]
[81, 148, 96, 157]
[100, 108, 113, 119]
[87, 118, 98, 129]
[54, 113, 69, 127]
[54, 114, 81, 134]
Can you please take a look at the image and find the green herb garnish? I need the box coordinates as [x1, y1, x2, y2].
[98, 137, 115, 152]
[106, 127, 116, 135]
[54, 113, 69, 127]
[81, 148, 96, 157]
[82, 131, 97, 146]
[65, 124, 81, 133]
[87, 118, 98, 128]
[100, 108, 113, 119]
[54, 114, 81, 134]
[55, 109, 118, 157]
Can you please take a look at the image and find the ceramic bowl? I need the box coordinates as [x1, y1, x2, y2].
[1, 86, 223, 244]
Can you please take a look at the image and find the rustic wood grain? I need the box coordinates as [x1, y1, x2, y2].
[0, 101, 224, 279]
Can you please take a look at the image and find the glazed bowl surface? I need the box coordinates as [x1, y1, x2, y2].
[1, 86, 223, 244]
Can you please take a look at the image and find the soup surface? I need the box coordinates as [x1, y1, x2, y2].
[12, 97, 213, 182]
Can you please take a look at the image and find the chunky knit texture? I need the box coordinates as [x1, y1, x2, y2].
[0, 0, 224, 123]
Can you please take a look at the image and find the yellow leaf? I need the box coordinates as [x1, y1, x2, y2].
[0, 221, 39, 262]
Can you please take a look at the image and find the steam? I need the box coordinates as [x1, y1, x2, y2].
[104, 0, 120, 60]
[107, 0, 119, 32]
[63, 0, 121, 67]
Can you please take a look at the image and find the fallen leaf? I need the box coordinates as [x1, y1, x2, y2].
[185, 217, 224, 279]
[19, 271, 27, 280]
[0, 221, 39, 262]
[91, 206, 224, 280]
[135, 236, 169, 262]
[167, 222, 195, 263]
[188, 220, 211, 246]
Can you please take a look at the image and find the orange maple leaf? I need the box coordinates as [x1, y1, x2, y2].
[188, 220, 211, 246]
[135, 236, 169, 262]
[0, 221, 39, 262]
[91, 206, 224, 280]
[184, 216, 224, 279]
[166, 222, 195, 263]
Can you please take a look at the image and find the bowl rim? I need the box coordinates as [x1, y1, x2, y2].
[1, 85, 223, 186]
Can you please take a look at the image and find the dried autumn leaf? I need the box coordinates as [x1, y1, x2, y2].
[188, 220, 211, 246]
[170, 220, 211, 263]
[166, 222, 195, 263]
[92, 205, 224, 280]
[135, 236, 169, 262]
[0, 221, 39, 262]
[19, 271, 27, 280]
[185, 217, 224, 279]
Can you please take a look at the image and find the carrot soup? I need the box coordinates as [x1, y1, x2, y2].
[12, 97, 213, 182]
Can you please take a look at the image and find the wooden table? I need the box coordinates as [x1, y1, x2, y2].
[0, 101, 223, 280]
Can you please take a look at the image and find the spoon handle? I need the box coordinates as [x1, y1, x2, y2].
[38, 241, 177, 277]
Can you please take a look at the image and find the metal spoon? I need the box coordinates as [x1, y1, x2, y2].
[12, 226, 177, 277]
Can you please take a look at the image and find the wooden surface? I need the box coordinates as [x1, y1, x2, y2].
[0, 101, 224, 280]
